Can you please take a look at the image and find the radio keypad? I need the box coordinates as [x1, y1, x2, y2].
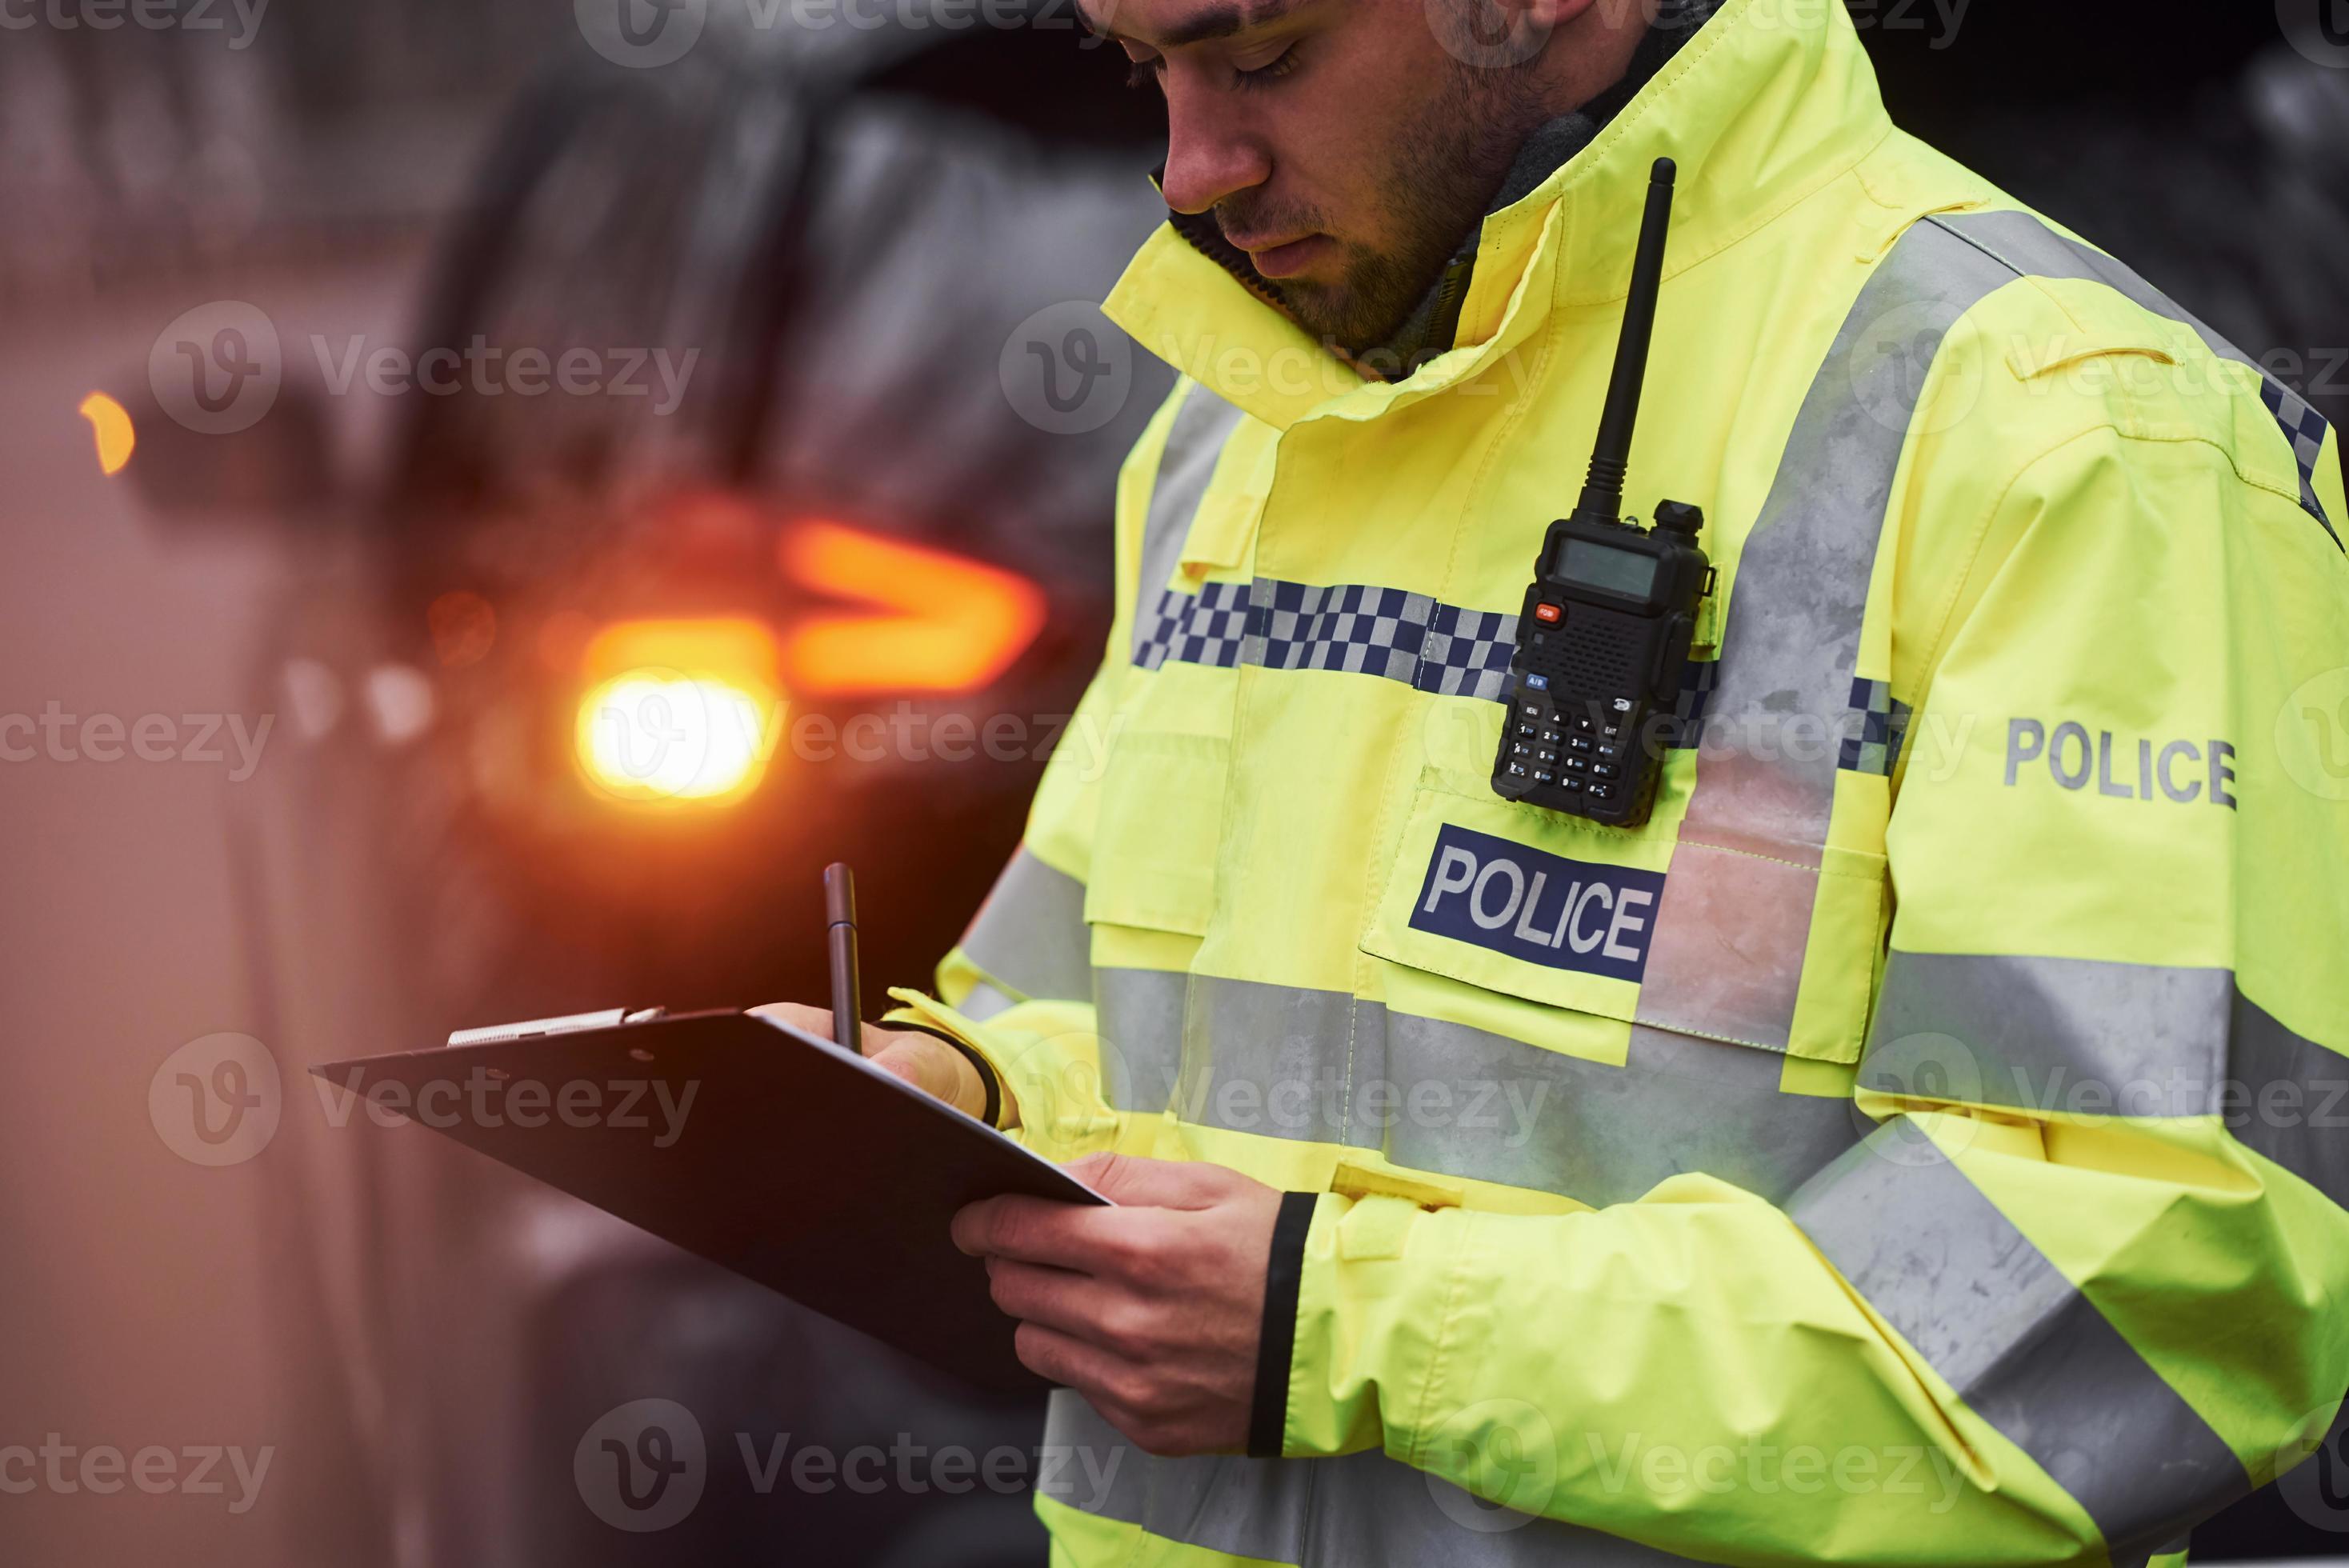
[1500, 683, 1655, 816]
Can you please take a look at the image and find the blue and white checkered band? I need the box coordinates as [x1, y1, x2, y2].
[1133, 578, 1519, 703]
[1247, 581, 1433, 683]
[1134, 578, 1733, 741]
[1415, 603, 1519, 700]
[1133, 580, 1252, 672]
[1839, 675, 1914, 778]
[2259, 378, 2339, 546]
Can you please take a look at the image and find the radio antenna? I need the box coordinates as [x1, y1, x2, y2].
[1572, 158, 1679, 526]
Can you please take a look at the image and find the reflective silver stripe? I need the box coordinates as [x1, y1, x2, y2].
[1172, 974, 1858, 1207]
[1932, 210, 2339, 544]
[1176, 974, 1355, 1139]
[1040, 1387, 1311, 1563]
[1036, 1390, 1156, 1527]
[1862, 953, 2235, 1113]
[1860, 952, 2349, 1208]
[1094, 966, 1187, 1115]
[959, 847, 1090, 1004]
[1638, 221, 2019, 1051]
[1387, 1016, 1859, 1207]
[956, 980, 1016, 1023]
[1128, 383, 1247, 667]
[1788, 1134, 2251, 1557]
[2231, 990, 2349, 1210]
[1042, 1390, 1715, 1566]
[1307, 1455, 1721, 1567]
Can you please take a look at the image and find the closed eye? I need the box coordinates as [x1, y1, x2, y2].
[1124, 42, 1303, 92]
[1233, 42, 1301, 87]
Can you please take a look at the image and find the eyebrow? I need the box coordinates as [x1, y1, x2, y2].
[1081, 0, 1303, 50]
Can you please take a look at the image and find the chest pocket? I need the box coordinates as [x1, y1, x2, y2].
[1085, 727, 1231, 938]
[1363, 768, 1885, 1066]
[1363, 774, 1669, 1035]
[1356, 770, 1875, 1208]
[1086, 385, 1255, 940]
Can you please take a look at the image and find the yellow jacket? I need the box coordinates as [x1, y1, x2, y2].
[890, 1, 2349, 1562]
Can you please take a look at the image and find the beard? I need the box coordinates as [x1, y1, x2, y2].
[1219, 60, 1542, 361]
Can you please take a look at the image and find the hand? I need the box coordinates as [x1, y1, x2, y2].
[748, 1002, 994, 1122]
[951, 1153, 1285, 1457]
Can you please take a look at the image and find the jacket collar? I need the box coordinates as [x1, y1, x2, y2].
[1102, 0, 1896, 432]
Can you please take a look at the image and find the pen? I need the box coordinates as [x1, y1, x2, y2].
[824, 862, 863, 1056]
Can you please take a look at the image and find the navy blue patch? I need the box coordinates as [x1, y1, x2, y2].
[1408, 824, 1668, 983]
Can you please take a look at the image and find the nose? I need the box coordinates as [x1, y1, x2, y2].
[1158, 82, 1271, 217]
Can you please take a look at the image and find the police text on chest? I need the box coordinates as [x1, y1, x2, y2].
[1411, 825, 1668, 983]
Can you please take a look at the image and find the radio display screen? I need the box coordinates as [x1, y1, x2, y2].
[1556, 538, 1660, 598]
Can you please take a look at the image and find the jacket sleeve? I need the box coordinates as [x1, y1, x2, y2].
[882, 655, 1123, 1160]
[1271, 421, 2349, 1564]
[880, 382, 1198, 1158]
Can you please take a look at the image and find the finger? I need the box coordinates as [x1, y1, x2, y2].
[747, 1002, 909, 1057]
[748, 1002, 837, 1041]
[952, 1194, 1150, 1272]
[1063, 1151, 1232, 1210]
[982, 1258, 1134, 1350]
[1010, 1321, 1142, 1412]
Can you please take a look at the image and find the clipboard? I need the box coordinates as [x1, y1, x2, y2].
[312, 1010, 1105, 1393]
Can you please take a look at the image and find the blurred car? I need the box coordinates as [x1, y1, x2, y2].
[373, 16, 1175, 1011]
[126, 10, 1174, 1566]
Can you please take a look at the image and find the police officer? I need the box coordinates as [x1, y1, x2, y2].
[764, 0, 2349, 1562]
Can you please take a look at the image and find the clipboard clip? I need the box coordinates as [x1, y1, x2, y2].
[446, 1006, 666, 1048]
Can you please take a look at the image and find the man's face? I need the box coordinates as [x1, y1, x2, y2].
[1092, 0, 1546, 358]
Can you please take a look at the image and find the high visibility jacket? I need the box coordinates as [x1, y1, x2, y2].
[886, 1, 2349, 1562]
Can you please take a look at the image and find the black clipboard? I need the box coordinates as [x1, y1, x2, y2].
[312, 1010, 1105, 1393]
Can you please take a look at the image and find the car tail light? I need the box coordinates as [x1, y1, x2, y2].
[777, 521, 1046, 697]
[573, 618, 781, 807]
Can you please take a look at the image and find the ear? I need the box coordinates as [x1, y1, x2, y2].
[1530, 0, 1622, 28]
[1432, 0, 1620, 70]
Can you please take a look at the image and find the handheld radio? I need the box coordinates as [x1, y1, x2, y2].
[1491, 158, 1711, 830]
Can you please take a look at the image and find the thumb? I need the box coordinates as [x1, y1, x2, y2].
[747, 1005, 979, 1114]
[746, 1002, 894, 1054]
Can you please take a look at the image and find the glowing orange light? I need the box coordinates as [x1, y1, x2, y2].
[574, 619, 782, 807]
[777, 522, 1046, 697]
[79, 393, 135, 476]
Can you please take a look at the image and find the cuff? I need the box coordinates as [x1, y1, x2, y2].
[1247, 1190, 1320, 1458]
[886, 1020, 1003, 1130]
[882, 986, 1120, 1157]
[882, 991, 1016, 1130]
[1283, 1192, 1476, 1462]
